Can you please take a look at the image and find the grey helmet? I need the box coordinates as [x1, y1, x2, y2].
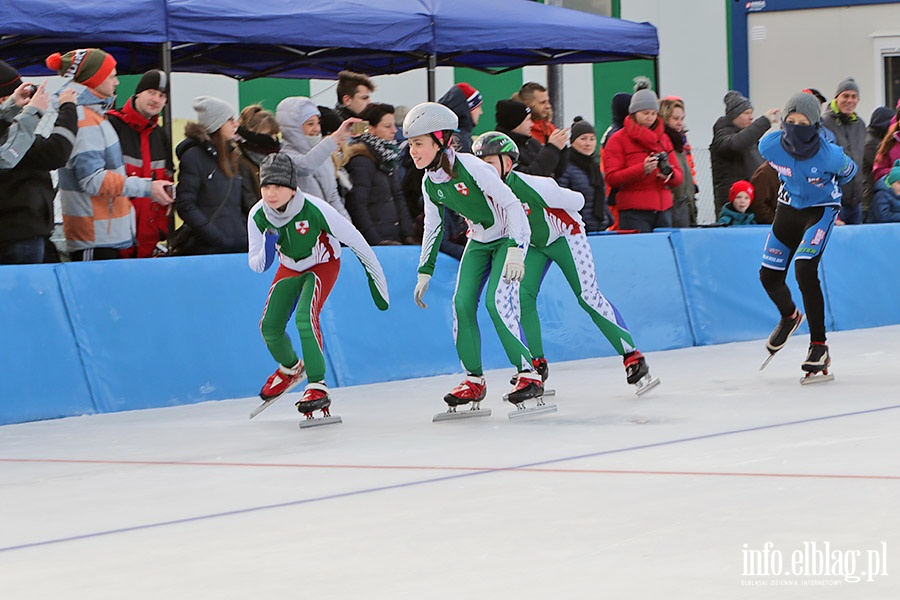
[402, 102, 458, 138]
[472, 131, 520, 163]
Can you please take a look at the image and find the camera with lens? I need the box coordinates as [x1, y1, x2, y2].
[655, 152, 673, 177]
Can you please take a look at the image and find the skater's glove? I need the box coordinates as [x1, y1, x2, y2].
[414, 273, 431, 309]
[502, 246, 525, 282]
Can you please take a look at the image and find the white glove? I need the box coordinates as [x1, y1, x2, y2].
[414, 273, 431, 309]
[502, 246, 525, 282]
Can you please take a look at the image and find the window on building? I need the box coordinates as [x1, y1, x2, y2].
[886, 55, 900, 110]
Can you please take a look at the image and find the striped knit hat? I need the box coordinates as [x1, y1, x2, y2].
[456, 83, 483, 111]
[45, 49, 116, 90]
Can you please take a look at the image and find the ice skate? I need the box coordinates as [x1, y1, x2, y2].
[800, 343, 834, 385]
[504, 372, 556, 419]
[509, 357, 549, 385]
[624, 350, 659, 397]
[251, 360, 306, 418]
[433, 376, 491, 422]
[296, 383, 342, 428]
[760, 310, 805, 370]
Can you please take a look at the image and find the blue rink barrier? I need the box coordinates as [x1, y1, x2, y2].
[2, 223, 899, 425]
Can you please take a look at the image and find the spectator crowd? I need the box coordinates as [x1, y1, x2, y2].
[2, 48, 899, 266]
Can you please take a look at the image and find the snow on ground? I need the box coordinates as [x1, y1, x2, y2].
[1, 326, 899, 599]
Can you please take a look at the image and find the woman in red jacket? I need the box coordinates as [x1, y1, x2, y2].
[603, 87, 682, 232]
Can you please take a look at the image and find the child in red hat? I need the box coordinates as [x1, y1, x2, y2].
[718, 180, 757, 226]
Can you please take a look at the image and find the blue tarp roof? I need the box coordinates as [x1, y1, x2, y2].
[1, 0, 658, 79]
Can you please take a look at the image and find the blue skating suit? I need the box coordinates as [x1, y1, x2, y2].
[757, 130, 857, 270]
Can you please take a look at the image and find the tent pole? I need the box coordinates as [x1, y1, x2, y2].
[427, 53, 436, 101]
[546, 0, 563, 128]
[653, 56, 660, 93]
[161, 42, 173, 149]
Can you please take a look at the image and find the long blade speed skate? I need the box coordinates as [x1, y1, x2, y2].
[760, 312, 805, 370]
[799, 343, 833, 385]
[251, 361, 307, 419]
[296, 384, 341, 428]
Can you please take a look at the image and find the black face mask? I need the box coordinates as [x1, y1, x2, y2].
[780, 121, 820, 160]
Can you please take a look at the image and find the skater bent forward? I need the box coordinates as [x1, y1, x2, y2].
[248, 152, 389, 417]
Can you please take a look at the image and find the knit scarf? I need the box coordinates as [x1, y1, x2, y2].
[237, 126, 281, 157]
[664, 124, 686, 153]
[568, 147, 603, 190]
[829, 99, 858, 124]
[357, 133, 401, 175]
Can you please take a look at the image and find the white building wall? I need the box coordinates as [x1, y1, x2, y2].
[621, 0, 730, 223]
[748, 4, 900, 126]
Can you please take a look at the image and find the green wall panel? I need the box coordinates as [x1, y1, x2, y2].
[452, 68, 524, 136]
[591, 59, 655, 135]
[239, 78, 311, 111]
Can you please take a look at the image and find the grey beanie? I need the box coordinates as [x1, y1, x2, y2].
[628, 88, 659, 114]
[259, 152, 297, 189]
[835, 76, 860, 97]
[783, 92, 822, 126]
[724, 90, 753, 120]
[193, 95, 236, 134]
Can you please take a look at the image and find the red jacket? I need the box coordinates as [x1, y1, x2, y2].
[603, 116, 682, 212]
[107, 97, 174, 257]
[530, 118, 556, 145]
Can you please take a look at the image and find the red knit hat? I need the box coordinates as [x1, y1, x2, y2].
[45, 48, 117, 90]
[729, 180, 754, 205]
[456, 82, 483, 111]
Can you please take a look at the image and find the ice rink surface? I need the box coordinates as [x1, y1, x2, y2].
[2, 326, 899, 599]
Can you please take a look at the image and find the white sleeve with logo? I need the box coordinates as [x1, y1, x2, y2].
[457, 153, 531, 248]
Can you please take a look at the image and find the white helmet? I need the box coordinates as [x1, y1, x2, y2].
[403, 102, 459, 138]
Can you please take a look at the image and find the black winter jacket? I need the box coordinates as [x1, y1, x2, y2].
[174, 123, 247, 255]
[709, 115, 771, 213]
[499, 127, 566, 178]
[343, 143, 414, 245]
[0, 102, 78, 246]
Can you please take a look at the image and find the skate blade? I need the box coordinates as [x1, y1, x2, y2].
[633, 376, 660, 397]
[501, 389, 554, 402]
[759, 353, 776, 371]
[298, 415, 342, 428]
[250, 399, 278, 419]
[800, 372, 834, 385]
[508, 402, 558, 420]
[433, 407, 492, 422]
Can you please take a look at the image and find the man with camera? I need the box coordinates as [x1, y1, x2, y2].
[602, 85, 683, 233]
[0, 62, 79, 264]
[0, 60, 49, 170]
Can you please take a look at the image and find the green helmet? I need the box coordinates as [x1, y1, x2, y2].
[472, 131, 519, 163]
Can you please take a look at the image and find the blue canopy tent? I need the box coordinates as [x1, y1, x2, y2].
[0, 0, 168, 74]
[2, 0, 658, 90]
